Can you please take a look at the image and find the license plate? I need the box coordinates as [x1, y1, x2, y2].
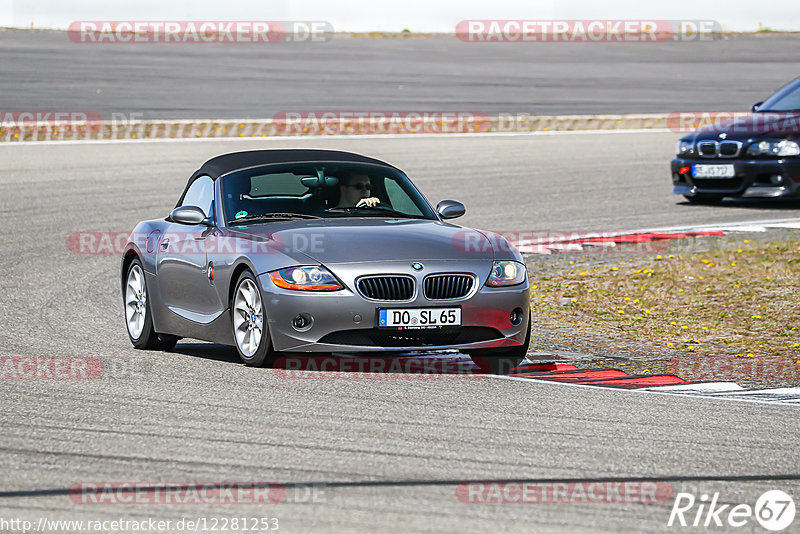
[692, 164, 735, 178]
[377, 307, 461, 329]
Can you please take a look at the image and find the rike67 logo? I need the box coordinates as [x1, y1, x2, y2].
[668, 490, 795, 531]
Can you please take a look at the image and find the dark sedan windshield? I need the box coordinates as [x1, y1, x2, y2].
[220, 162, 438, 224]
[758, 77, 800, 111]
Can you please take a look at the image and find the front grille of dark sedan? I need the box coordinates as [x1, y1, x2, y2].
[698, 141, 717, 157]
[423, 274, 474, 300]
[697, 140, 742, 158]
[357, 275, 415, 301]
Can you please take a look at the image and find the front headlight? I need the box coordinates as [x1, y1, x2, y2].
[268, 266, 343, 291]
[486, 260, 527, 287]
[746, 140, 800, 157]
[676, 139, 694, 156]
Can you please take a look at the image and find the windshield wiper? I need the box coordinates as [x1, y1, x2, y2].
[326, 206, 420, 218]
[228, 213, 320, 225]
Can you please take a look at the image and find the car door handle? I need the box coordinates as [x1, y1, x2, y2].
[160, 239, 170, 250]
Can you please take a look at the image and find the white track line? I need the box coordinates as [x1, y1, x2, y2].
[0, 128, 674, 147]
[490, 375, 800, 407]
[513, 217, 800, 250]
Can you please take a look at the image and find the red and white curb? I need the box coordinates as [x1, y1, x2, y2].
[506, 362, 800, 406]
[509, 217, 800, 255]
[310, 353, 800, 405]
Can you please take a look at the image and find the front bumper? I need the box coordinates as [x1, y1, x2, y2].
[671, 157, 800, 198]
[257, 259, 530, 352]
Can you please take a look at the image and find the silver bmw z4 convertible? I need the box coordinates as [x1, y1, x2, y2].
[121, 149, 531, 372]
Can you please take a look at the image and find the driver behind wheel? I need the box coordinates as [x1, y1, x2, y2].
[336, 172, 380, 208]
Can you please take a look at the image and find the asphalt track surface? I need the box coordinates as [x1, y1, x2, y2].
[1, 30, 800, 118]
[1, 134, 799, 533]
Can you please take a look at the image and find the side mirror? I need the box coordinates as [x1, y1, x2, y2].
[436, 200, 466, 220]
[752, 101, 763, 112]
[171, 206, 211, 225]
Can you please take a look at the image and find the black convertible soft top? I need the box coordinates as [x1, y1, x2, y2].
[190, 149, 397, 181]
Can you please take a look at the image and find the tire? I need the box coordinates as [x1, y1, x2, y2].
[469, 313, 531, 374]
[231, 270, 277, 367]
[124, 258, 179, 350]
[683, 194, 724, 204]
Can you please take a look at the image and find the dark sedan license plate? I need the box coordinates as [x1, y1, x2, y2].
[377, 307, 461, 329]
[692, 164, 735, 178]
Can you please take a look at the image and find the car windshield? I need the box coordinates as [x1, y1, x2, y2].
[757, 78, 800, 111]
[220, 162, 438, 224]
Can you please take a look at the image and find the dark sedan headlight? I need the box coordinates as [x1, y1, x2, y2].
[268, 266, 343, 291]
[746, 140, 800, 157]
[486, 261, 527, 287]
[676, 139, 694, 156]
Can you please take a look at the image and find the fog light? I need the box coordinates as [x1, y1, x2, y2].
[510, 308, 524, 326]
[292, 314, 312, 330]
[770, 175, 784, 185]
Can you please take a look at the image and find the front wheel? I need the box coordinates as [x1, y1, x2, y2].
[124, 258, 178, 350]
[232, 270, 277, 367]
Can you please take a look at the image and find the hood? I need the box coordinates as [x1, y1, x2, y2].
[691, 111, 800, 142]
[228, 218, 496, 264]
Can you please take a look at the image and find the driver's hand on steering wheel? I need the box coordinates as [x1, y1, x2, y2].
[356, 197, 380, 208]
